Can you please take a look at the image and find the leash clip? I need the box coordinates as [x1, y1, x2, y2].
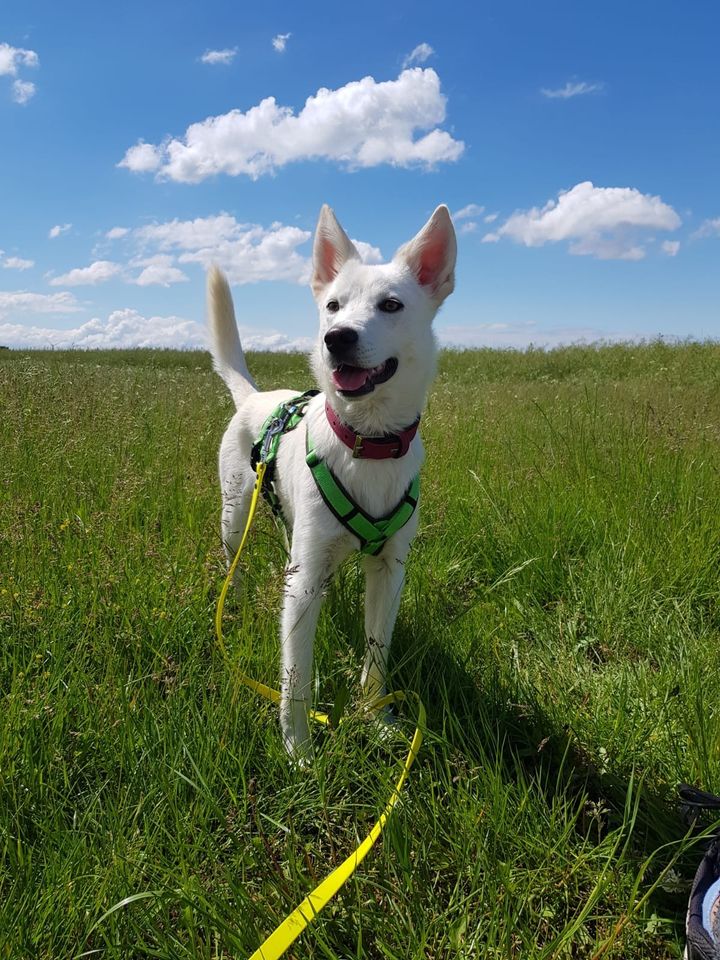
[260, 417, 284, 462]
[260, 403, 299, 464]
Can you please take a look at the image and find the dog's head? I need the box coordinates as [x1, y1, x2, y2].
[309, 205, 456, 433]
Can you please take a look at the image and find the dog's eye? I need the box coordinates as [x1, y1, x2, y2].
[378, 298, 403, 313]
[326, 299, 340, 313]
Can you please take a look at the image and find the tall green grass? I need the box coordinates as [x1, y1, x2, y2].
[2, 342, 720, 958]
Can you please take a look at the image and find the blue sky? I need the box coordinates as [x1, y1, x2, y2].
[1, 0, 718, 350]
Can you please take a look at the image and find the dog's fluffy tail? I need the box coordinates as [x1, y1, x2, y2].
[207, 266, 258, 407]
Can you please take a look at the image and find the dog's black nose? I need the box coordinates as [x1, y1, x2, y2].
[324, 326, 358, 355]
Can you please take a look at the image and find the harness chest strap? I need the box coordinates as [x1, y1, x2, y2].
[252, 392, 420, 556]
[305, 435, 419, 556]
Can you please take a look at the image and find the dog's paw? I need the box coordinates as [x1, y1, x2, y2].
[288, 749, 313, 772]
[281, 725, 313, 769]
[369, 704, 407, 747]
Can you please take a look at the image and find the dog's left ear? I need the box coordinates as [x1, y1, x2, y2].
[394, 205, 457, 305]
[311, 205, 361, 299]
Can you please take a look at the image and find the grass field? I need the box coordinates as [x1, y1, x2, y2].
[3, 341, 720, 959]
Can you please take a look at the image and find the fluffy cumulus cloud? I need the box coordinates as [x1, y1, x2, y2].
[661, 240, 680, 256]
[11, 79, 35, 104]
[119, 68, 464, 182]
[49, 260, 122, 286]
[98, 213, 383, 287]
[402, 43, 434, 68]
[106, 226, 129, 240]
[119, 142, 163, 174]
[0, 308, 313, 351]
[1, 254, 34, 270]
[0, 42, 39, 104]
[134, 214, 313, 284]
[49, 223, 72, 239]
[130, 254, 190, 287]
[484, 181, 681, 260]
[272, 33, 291, 53]
[541, 80, 604, 99]
[200, 47, 237, 65]
[140, 213, 387, 284]
[0, 290, 81, 320]
[350, 239, 383, 264]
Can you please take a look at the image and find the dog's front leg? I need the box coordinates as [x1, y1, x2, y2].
[279, 550, 329, 760]
[361, 546, 409, 705]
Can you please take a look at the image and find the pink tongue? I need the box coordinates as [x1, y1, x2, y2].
[332, 365, 370, 391]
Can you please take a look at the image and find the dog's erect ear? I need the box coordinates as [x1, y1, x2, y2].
[311, 205, 361, 298]
[394, 205, 457, 304]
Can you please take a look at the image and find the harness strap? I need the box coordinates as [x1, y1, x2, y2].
[251, 390, 319, 518]
[251, 389, 420, 555]
[306, 434, 419, 556]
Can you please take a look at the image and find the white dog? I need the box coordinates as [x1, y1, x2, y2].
[208, 204, 456, 759]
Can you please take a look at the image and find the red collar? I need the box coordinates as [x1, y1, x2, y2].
[325, 401, 420, 459]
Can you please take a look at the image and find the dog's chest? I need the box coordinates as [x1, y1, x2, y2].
[274, 415, 422, 534]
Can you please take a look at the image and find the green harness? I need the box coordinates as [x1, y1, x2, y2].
[251, 392, 420, 557]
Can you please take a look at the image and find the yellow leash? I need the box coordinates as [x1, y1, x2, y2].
[215, 462, 425, 960]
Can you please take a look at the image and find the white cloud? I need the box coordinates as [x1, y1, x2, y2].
[119, 68, 464, 182]
[49, 260, 122, 286]
[0, 290, 81, 320]
[351, 239, 383, 264]
[200, 47, 237, 65]
[484, 213, 498, 223]
[130, 255, 190, 287]
[437, 322, 630, 349]
[0, 310, 202, 349]
[37, 214, 385, 296]
[12, 78, 35, 104]
[402, 43, 434, 68]
[0, 308, 313, 351]
[0, 42, 39, 103]
[692, 217, 720, 239]
[484, 181, 681, 260]
[131, 213, 384, 285]
[272, 33, 291, 53]
[49, 223, 72, 239]
[136, 214, 308, 283]
[143, 216, 312, 284]
[459, 222, 478, 235]
[2, 256, 34, 270]
[120, 142, 163, 174]
[240, 330, 313, 351]
[661, 240, 680, 256]
[541, 80, 604, 99]
[453, 203, 484, 221]
[135, 213, 248, 251]
[0, 42, 38, 75]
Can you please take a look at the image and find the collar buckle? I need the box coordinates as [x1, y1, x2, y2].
[352, 433, 365, 458]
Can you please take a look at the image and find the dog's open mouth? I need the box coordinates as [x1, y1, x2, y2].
[331, 358, 398, 397]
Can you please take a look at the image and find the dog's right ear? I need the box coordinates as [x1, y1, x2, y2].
[394, 205, 457, 305]
[311, 205, 360, 299]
